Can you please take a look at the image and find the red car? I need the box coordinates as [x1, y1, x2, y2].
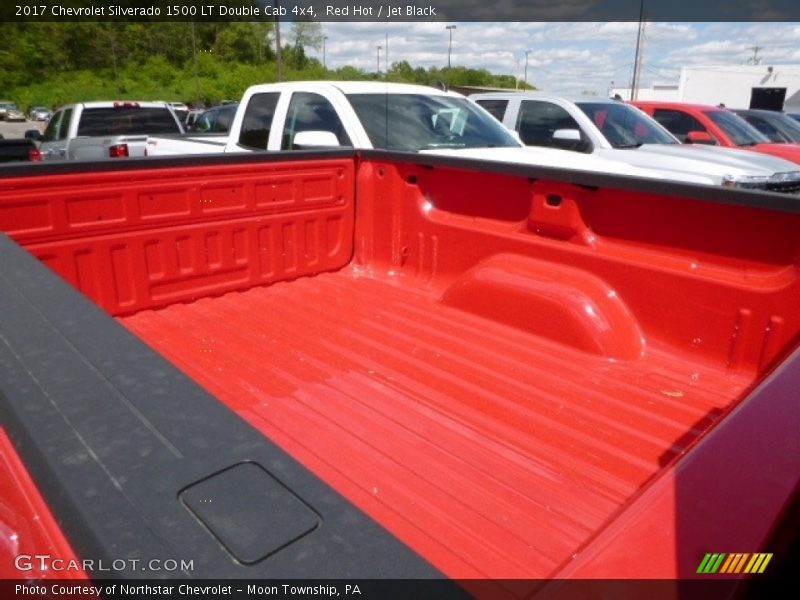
[633, 101, 800, 165]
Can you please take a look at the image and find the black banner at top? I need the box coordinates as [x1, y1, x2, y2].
[3, 0, 800, 22]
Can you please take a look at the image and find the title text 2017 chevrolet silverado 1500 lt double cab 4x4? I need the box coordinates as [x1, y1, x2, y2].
[26, 101, 183, 161]
[145, 81, 710, 183]
[471, 92, 800, 193]
[0, 151, 798, 592]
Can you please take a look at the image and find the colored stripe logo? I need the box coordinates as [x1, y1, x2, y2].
[697, 552, 773, 574]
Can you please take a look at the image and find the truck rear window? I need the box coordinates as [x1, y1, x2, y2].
[77, 107, 181, 136]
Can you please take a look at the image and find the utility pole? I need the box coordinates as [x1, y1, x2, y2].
[274, 0, 283, 82]
[629, 0, 645, 101]
[524, 49, 531, 87]
[376, 45, 382, 75]
[190, 21, 200, 107]
[446, 25, 457, 68]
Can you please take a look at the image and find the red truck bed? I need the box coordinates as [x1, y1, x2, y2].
[121, 269, 751, 578]
[1, 152, 798, 581]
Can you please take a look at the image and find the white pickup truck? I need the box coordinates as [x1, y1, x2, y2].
[28, 101, 184, 161]
[470, 92, 800, 193]
[145, 81, 714, 182]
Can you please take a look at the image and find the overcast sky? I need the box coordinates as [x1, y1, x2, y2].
[306, 22, 800, 96]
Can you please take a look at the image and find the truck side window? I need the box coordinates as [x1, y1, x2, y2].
[41, 111, 62, 143]
[213, 105, 237, 133]
[57, 108, 73, 141]
[238, 93, 280, 150]
[652, 109, 710, 143]
[282, 92, 352, 150]
[474, 99, 508, 122]
[516, 100, 584, 150]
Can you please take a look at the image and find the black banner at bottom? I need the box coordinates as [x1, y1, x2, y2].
[3, 578, 798, 600]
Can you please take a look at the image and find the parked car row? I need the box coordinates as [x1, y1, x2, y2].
[1, 96, 227, 163]
[8, 85, 800, 197]
[0, 100, 191, 125]
[143, 81, 675, 183]
[0, 101, 51, 122]
[471, 92, 800, 192]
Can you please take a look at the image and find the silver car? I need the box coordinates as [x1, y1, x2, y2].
[0, 101, 20, 121]
[29, 106, 52, 121]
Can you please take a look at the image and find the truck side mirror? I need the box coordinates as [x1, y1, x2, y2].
[25, 129, 42, 142]
[685, 131, 716, 145]
[293, 130, 341, 149]
[552, 128, 583, 151]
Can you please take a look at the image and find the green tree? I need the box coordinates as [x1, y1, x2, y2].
[2, 22, 529, 108]
[289, 22, 324, 52]
[386, 60, 429, 84]
[212, 22, 267, 64]
[329, 65, 370, 81]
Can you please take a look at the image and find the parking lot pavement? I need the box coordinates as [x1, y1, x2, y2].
[0, 120, 45, 139]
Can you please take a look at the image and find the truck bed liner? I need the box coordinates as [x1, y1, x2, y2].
[121, 267, 750, 579]
[3, 152, 798, 580]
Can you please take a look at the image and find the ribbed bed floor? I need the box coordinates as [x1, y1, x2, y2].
[120, 269, 751, 579]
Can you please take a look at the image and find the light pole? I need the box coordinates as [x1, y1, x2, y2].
[190, 22, 200, 106]
[524, 49, 531, 87]
[630, 0, 645, 100]
[446, 25, 457, 68]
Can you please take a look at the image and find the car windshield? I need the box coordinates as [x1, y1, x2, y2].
[346, 93, 518, 151]
[576, 101, 678, 148]
[704, 110, 769, 146]
[756, 112, 800, 143]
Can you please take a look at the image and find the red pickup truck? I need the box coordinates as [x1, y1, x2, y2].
[0, 152, 797, 593]
[633, 101, 800, 166]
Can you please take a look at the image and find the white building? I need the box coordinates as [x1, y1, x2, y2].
[613, 64, 800, 111]
[615, 82, 679, 102]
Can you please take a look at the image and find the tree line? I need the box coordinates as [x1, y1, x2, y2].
[0, 22, 532, 109]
